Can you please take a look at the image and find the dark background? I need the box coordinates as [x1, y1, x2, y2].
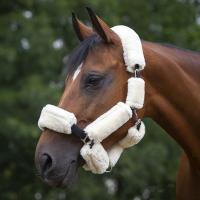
[0, 0, 200, 199]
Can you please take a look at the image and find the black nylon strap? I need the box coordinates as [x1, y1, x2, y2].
[71, 124, 90, 143]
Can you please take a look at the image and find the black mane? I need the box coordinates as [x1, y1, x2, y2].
[66, 34, 102, 76]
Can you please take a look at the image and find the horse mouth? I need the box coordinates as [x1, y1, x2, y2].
[42, 164, 78, 188]
[59, 164, 78, 188]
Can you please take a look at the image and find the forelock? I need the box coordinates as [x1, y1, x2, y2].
[66, 35, 102, 77]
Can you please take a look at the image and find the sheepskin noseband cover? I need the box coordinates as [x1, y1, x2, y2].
[38, 104, 77, 134]
[38, 25, 146, 174]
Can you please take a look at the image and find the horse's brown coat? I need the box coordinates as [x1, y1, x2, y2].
[142, 41, 200, 200]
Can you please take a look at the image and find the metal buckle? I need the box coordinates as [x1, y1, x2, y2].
[134, 69, 138, 78]
[81, 135, 90, 144]
[89, 140, 94, 149]
[134, 64, 142, 78]
[81, 135, 95, 149]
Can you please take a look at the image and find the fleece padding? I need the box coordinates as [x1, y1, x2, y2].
[111, 25, 145, 72]
[107, 144, 124, 168]
[80, 143, 109, 174]
[38, 104, 77, 134]
[119, 121, 145, 148]
[126, 77, 145, 109]
[84, 102, 132, 143]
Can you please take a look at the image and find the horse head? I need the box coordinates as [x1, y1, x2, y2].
[35, 8, 146, 187]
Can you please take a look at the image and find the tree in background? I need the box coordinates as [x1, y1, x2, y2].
[0, 0, 199, 199]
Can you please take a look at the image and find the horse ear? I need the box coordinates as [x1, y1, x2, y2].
[72, 12, 94, 41]
[86, 7, 117, 43]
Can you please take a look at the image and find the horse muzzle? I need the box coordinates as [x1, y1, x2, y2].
[35, 129, 83, 187]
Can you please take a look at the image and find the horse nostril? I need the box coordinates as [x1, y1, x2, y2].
[71, 159, 76, 165]
[40, 153, 53, 177]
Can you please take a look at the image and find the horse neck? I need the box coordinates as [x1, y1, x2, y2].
[142, 41, 200, 168]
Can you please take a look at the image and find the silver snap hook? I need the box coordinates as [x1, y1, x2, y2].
[134, 64, 140, 77]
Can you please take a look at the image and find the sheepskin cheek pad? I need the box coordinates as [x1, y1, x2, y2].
[126, 78, 145, 109]
[84, 102, 132, 143]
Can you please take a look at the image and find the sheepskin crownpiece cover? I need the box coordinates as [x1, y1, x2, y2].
[38, 25, 146, 174]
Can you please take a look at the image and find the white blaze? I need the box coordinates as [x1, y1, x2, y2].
[72, 63, 82, 81]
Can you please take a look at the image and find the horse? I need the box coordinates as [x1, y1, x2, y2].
[35, 8, 200, 200]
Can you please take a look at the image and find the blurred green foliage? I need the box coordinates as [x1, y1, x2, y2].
[0, 0, 199, 199]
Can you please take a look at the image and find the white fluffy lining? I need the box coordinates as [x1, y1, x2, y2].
[111, 25, 145, 73]
[107, 144, 123, 168]
[119, 121, 145, 148]
[38, 104, 77, 134]
[80, 143, 109, 174]
[84, 102, 132, 143]
[126, 77, 145, 109]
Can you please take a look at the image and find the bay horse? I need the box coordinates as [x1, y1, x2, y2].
[35, 8, 200, 200]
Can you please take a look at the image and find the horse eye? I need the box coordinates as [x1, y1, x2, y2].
[84, 74, 104, 89]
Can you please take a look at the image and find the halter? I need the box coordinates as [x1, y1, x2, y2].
[38, 25, 146, 174]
